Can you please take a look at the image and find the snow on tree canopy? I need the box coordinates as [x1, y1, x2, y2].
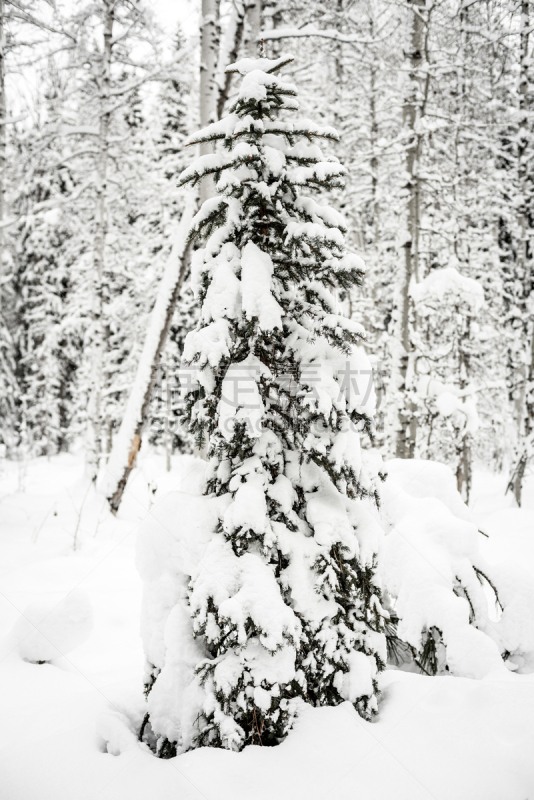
[137, 55, 387, 756]
[411, 266, 484, 314]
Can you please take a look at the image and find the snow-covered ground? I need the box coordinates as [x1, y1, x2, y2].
[1, 453, 533, 800]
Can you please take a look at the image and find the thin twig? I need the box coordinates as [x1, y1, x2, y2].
[31, 502, 55, 543]
[72, 481, 92, 551]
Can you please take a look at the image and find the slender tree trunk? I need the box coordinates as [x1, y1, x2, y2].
[454, 7, 473, 503]
[217, 2, 245, 121]
[509, 1, 532, 503]
[263, 0, 281, 58]
[456, 433, 472, 504]
[366, 13, 380, 318]
[333, 0, 345, 198]
[510, 322, 534, 505]
[245, 0, 262, 57]
[165, 372, 172, 473]
[200, 0, 220, 203]
[0, 0, 5, 312]
[89, 0, 114, 477]
[456, 315, 472, 503]
[518, 1, 530, 277]
[512, 453, 528, 505]
[515, 2, 530, 435]
[369, 61, 378, 248]
[395, 0, 425, 459]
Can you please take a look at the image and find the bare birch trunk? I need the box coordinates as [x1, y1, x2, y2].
[454, 6, 473, 502]
[89, 0, 114, 477]
[456, 315, 472, 503]
[515, 2, 530, 435]
[200, 0, 220, 203]
[217, 2, 245, 120]
[395, 0, 425, 459]
[509, 1, 532, 504]
[262, 0, 281, 58]
[517, 1, 530, 277]
[165, 375, 172, 473]
[369, 61, 378, 248]
[510, 321, 534, 506]
[456, 434, 472, 504]
[245, 0, 262, 57]
[0, 0, 5, 312]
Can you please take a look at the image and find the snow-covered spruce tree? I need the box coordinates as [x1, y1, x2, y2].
[139, 55, 387, 754]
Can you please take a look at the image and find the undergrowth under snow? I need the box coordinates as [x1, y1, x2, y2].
[1, 452, 534, 800]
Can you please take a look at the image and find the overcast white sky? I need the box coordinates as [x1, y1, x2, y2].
[152, 0, 199, 38]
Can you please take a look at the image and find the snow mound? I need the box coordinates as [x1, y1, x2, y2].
[153, 454, 207, 500]
[476, 505, 534, 673]
[15, 589, 93, 663]
[385, 458, 472, 521]
[1, 453, 534, 798]
[411, 266, 484, 313]
[94, 671, 534, 800]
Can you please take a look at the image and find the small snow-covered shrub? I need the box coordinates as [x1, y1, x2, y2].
[410, 265, 495, 503]
[380, 459, 510, 678]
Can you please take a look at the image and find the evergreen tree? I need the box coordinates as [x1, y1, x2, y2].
[157, 30, 191, 186]
[140, 54, 387, 754]
[12, 166, 80, 456]
[411, 265, 487, 503]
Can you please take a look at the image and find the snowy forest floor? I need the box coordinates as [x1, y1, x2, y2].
[1, 453, 534, 800]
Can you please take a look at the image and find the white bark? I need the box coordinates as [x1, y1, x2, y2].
[509, 1, 533, 505]
[99, 202, 195, 511]
[88, 0, 114, 476]
[395, 0, 425, 459]
[216, 1, 245, 120]
[245, 0, 262, 57]
[199, 0, 220, 203]
[508, 324, 534, 506]
[0, 0, 5, 312]
[455, 8, 473, 501]
[514, 1, 530, 438]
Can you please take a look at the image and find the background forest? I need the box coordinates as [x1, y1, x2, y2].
[1, 0, 533, 509]
[2, 2, 534, 798]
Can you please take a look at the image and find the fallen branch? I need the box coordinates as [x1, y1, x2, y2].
[98, 200, 196, 514]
